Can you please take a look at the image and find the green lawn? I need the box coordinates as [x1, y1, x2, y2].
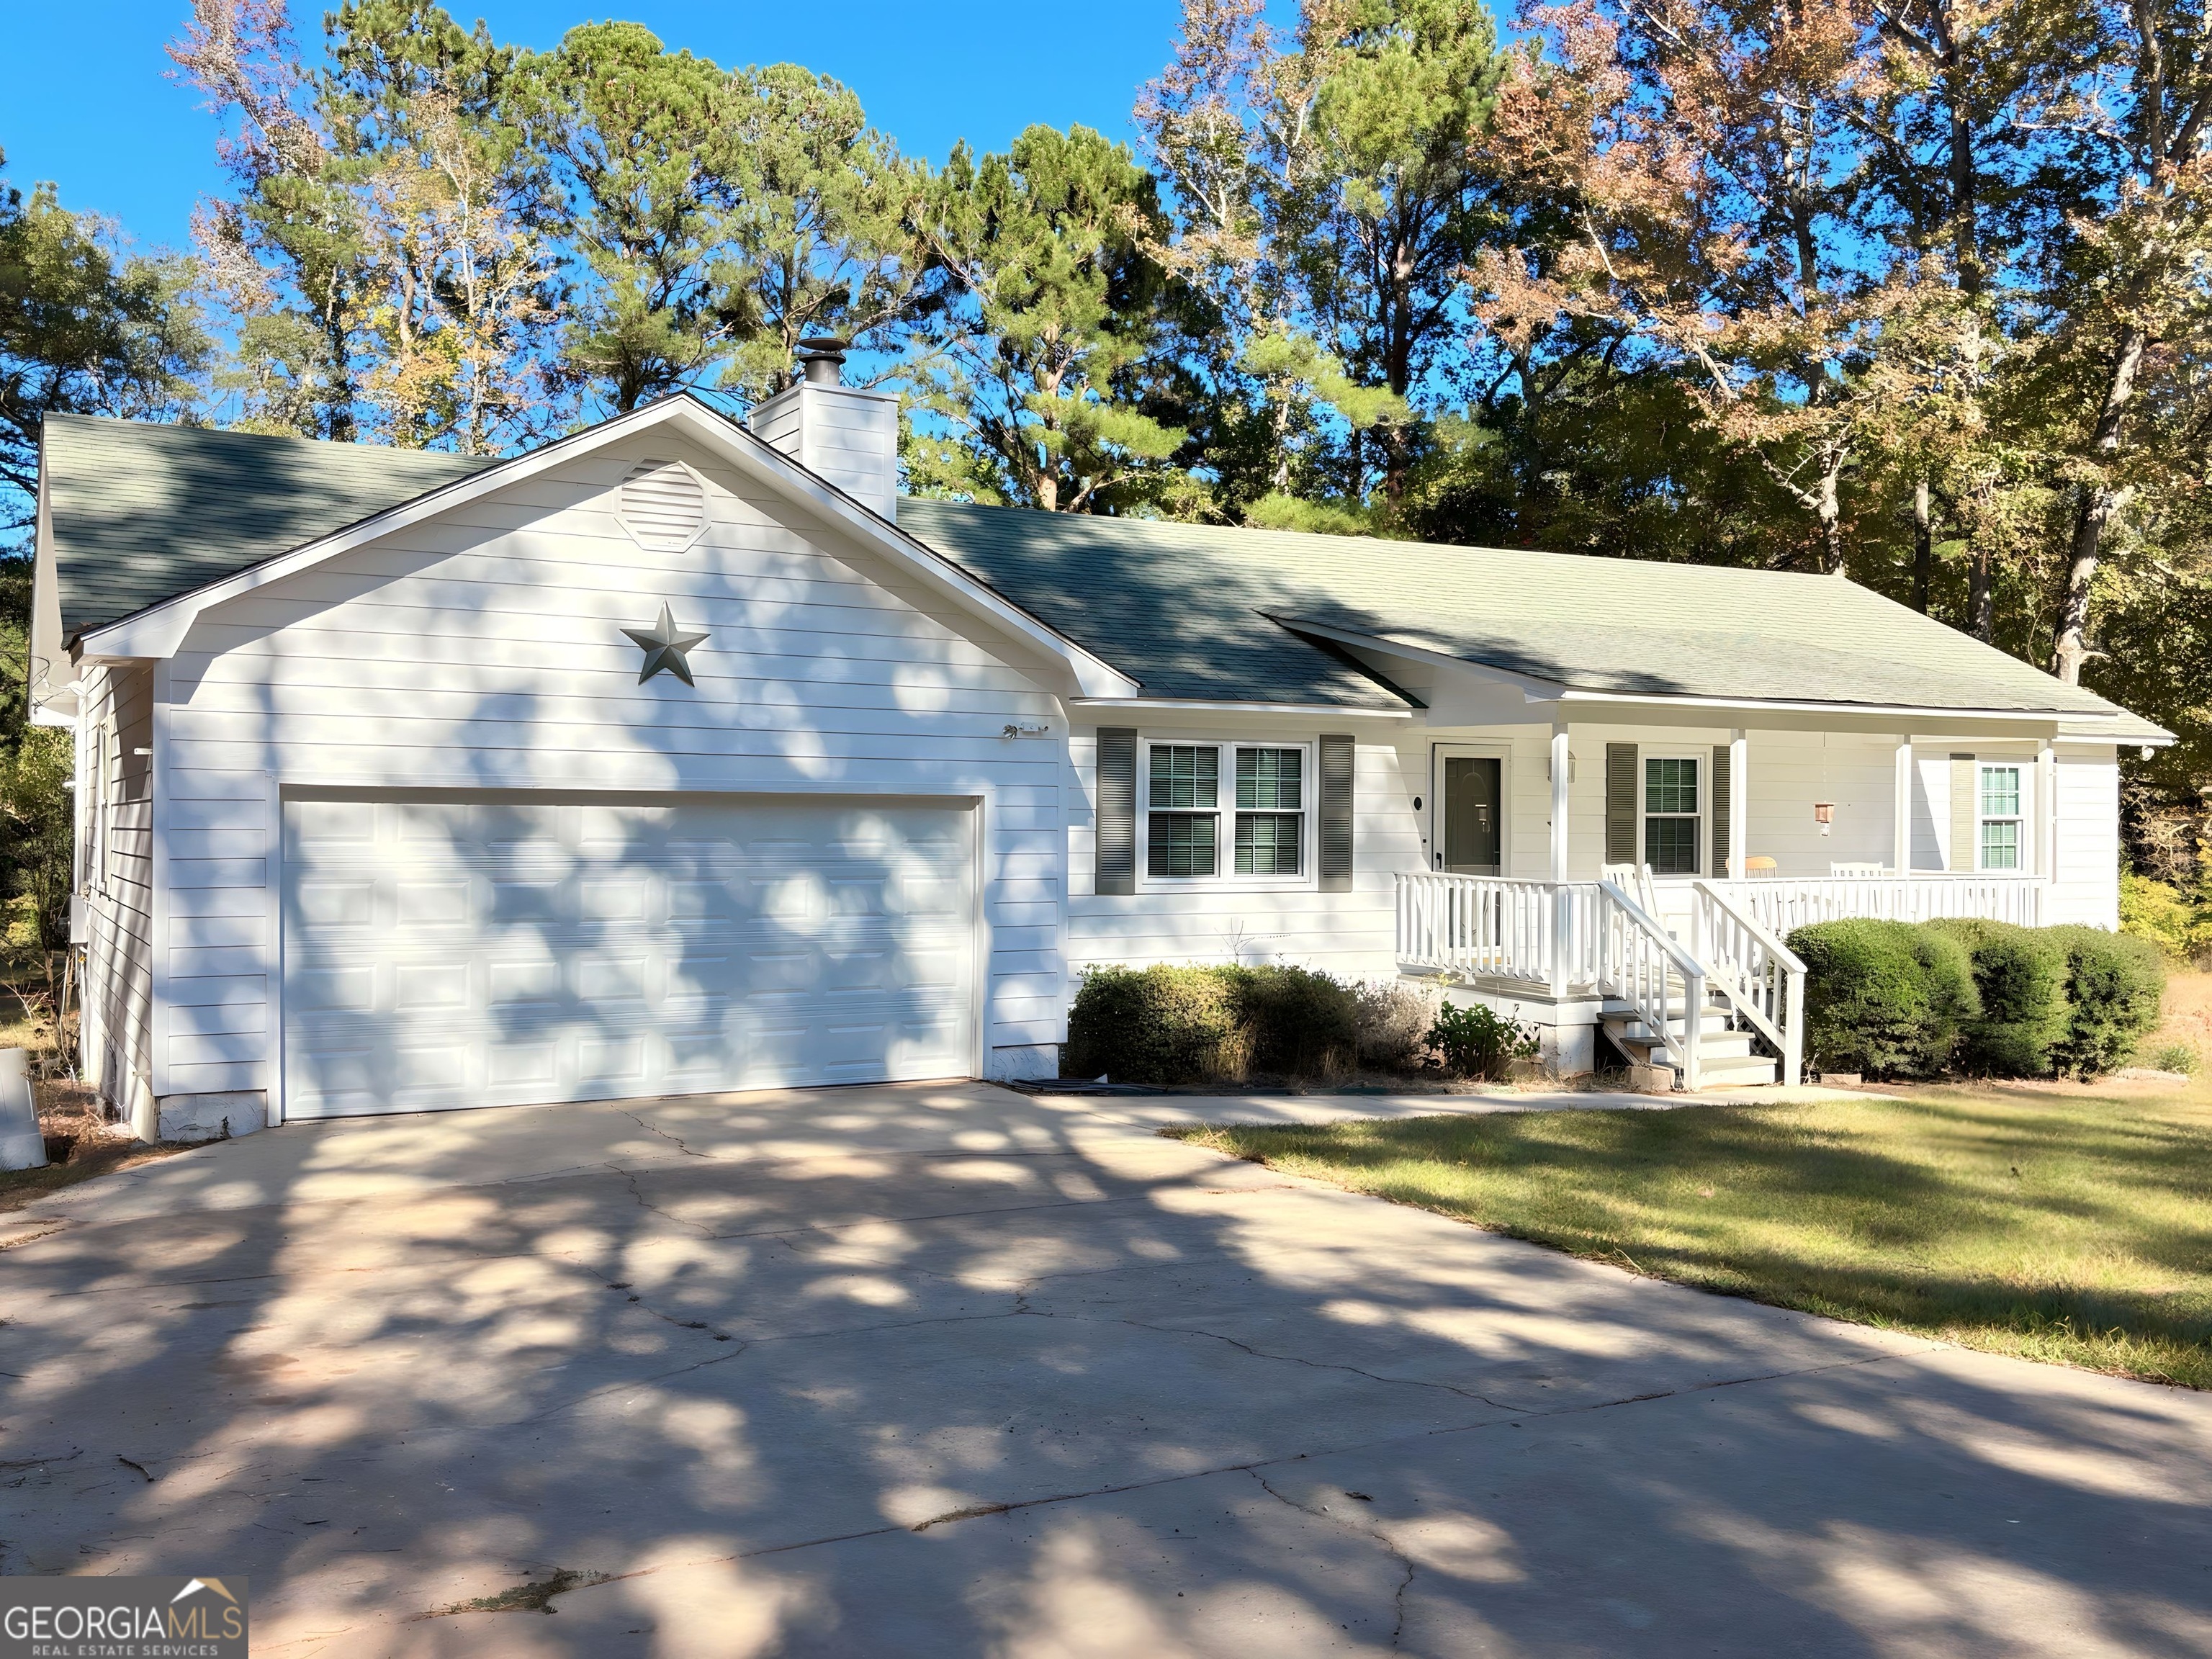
[1172, 1078, 2212, 1389]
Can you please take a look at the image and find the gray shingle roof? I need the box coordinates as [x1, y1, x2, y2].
[39, 414, 2164, 738]
[42, 413, 495, 638]
[901, 499, 2159, 730]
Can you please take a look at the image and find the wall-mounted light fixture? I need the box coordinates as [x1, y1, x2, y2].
[1814, 801, 1835, 836]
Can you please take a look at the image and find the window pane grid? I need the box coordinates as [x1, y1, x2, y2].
[1645, 757, 1698, 815]
[1645, 817, 1699, 875]
[1979, 766, 2020, 817]
[1236, 812, 1302, 875]
[1147, 812, 1218, 878]
[1236, 747, 1302, 811]
[1149, 745, 1218, 809]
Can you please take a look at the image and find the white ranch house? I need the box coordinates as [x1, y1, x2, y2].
[30, 359, 2170, 1136]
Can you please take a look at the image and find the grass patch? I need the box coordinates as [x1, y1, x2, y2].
[1172, 1072, 2212, 1390]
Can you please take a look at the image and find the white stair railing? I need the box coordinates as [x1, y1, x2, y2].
[1593, 878, 1707, 1090]
[1689, 880, 1807, 1084]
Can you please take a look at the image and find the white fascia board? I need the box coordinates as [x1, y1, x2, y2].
[1066, 696, 1413, 720]
[27, 437, 78, 726]
[1554, 687, 2090, 728]
[72, 397, 1138, 700]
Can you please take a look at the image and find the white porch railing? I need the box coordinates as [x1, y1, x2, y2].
[1397, 873, 1600, 994]
[1712, 873, 2046, 935]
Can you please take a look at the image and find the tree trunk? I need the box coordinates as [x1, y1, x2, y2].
[1967, 541, 1993, 641]
[1912, 476, 1933, 611]
[2052, 323, 2146, 684]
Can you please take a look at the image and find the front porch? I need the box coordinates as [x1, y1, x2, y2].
[1394, 868, 2051, 1091]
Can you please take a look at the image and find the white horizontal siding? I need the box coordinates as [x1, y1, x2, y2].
[1066, 727, 1416, 981]
[81, 663, 156, 1112]
[157, 428, 1066, 1100]
[2052, 747, 2121, 927]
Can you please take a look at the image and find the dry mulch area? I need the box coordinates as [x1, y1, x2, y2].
[1, 1078, 183, 1215]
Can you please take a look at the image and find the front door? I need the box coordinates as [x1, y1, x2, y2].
[1438, 754, 1502, 874]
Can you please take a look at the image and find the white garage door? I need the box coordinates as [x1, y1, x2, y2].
[282, 795, 977, 1118]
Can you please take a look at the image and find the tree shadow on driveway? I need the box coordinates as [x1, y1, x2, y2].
[2, 1082, 2209, 1657]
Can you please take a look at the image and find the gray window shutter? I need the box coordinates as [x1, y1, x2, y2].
[1094, 728, 1136, 895]
[1319, 733, 1354, 892]
[1710, 743, 1731, 877]
[1605, 743, 1638, 865]
[1949, 753, 1977, 872]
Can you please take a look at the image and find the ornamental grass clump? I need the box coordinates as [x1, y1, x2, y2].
[1788, 919, 1977, 1078]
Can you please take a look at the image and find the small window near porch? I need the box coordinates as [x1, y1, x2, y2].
[1978, 765, 2023, 870]
[1644, 756, 1701, 875]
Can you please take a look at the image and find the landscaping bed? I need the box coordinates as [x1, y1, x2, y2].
[1173, 1059, 2212, 1389]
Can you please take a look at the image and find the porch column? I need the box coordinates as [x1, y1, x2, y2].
[2038, 739, 2057, 899]
[1550, 723, 1571, 881]
[1729, 729, 1748, 878]
[1893, 735, 1913, 873]
[1550, 722, 1571, 995]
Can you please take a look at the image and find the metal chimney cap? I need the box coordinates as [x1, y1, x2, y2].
[796, 336, 850, 387]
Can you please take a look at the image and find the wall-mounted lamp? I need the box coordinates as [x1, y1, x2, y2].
[1546, 752, 1578, 782]
[1813, 801, 1835, 837]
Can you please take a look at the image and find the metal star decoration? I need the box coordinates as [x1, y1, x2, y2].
[622, 603, 711, 686]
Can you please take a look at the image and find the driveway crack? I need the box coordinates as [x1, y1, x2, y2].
[1249, 1468, 1416, 1650]
[619, 1111, 708, 1161]
[1022, 1310, 1514, 1413]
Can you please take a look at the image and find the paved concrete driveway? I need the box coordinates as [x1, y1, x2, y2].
[3, 1083, 2208, 1658]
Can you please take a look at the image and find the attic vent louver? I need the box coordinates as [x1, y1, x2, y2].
[619, 460, 707, 552]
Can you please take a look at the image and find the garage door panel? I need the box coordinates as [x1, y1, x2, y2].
[283, 796, 976, 1117]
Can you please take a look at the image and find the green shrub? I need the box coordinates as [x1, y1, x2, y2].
[2118, 872, 2212, 964]
[1229, 965, 1359, 1076]
[2044, 926, 2166, 1079]
[1425, 1001, 1541, 1081]
[1925, 917, 2069, 1077]
[1063, 963, 1357, 1084]
[1064, 966, 1239, 1083]
[1788, 920, 1978, 1078]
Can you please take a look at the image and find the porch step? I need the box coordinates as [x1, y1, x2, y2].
[1599, 1012, 1777, 1091]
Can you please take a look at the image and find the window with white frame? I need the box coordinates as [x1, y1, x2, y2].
[1643, 755, 1701, 876]
[1143, 741, 1308, 881]
[1977, 764, 2023, 870]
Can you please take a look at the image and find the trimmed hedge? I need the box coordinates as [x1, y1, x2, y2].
[1064, 963, 1357, 1084]
[2045, 926, 2166, 1078]
[1791, 917, 2167, 1082]
[1925, 917, 2069, 1078]
[1788, 920, 1978, 1078]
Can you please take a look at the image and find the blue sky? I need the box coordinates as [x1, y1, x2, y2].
[2, 0, 1193, 251]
